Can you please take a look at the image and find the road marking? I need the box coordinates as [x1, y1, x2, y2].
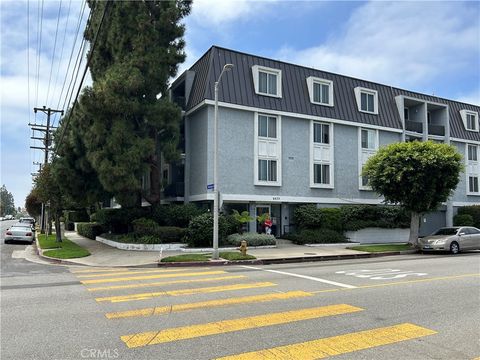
[311, 273, 480, 294]
[243, 266, 357, 289]
[96, 282, 277, 303]
[86, 275, 247, 292]
[120, 304, 363, 348]
[80, 270, 227, 285]
[76, 268, 189, 278]
[215, 323, 437, 360]
[106, 291, 313, 319]
[335, 269, 427, 280]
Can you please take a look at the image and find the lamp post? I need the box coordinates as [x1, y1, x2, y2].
[213, 63, 234, 260]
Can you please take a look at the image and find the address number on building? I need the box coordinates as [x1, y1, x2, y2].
[272, 197, 281, 201]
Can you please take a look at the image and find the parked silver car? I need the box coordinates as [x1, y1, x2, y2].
[418, 227, 480, 254]
[4, 224, 35, 244]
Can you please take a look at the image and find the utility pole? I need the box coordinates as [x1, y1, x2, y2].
[29, 106, 63, 233]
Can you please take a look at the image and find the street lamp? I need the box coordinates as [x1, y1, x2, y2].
[213, 63, 234, 260]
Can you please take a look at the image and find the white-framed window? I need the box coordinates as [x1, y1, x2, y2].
[354, 87, 378, 114]
[460, 110, 479, 132]
[310, 121, 334, 188]
[254, 113, 281, 186]
[466, 143, 479, 195]
[252, 65, 282, 98]
[306, 77, 334, 106]
[359, 128, 379, 190]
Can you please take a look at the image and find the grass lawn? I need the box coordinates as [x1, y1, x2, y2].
[37, 234, 90, 259]
[161, 251, 257, 262]
[219, 251, 256, 260]
[347, 243, 414, 253]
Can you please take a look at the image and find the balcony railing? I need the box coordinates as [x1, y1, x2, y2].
[428, 124, 445, 136]
[405, 120, 423, 133]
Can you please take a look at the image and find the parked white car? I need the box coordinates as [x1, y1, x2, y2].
[4, 224, 35, 244]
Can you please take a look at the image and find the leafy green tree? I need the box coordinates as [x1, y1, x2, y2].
[0, 185, 15, 216]
[25, 189, 42, 218]
[363, 141, 463, 246]
[75, 0, 191, 207]
[34, 163, 67, 242]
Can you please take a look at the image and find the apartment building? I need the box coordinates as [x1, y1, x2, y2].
[166, 46, 480, 236]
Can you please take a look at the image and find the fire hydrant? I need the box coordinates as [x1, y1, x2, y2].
[239, 240, 248, 256]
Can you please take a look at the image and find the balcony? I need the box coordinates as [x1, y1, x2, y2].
[428, 124, 445, 136]
[405, 120, 423, 133]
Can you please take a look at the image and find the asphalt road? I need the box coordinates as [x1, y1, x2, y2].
[1, 245, 479, 360]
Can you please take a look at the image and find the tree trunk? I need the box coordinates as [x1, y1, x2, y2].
[146, 132, 161, 205]
[55, 211, 62, 243]
[409, 212, 420, 247]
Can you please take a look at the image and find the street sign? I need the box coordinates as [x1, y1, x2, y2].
[207, 184, 214, 190]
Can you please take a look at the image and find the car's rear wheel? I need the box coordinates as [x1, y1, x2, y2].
[450, 241, 460, 255]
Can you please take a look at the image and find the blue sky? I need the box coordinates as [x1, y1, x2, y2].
[1, 0, 479, 208]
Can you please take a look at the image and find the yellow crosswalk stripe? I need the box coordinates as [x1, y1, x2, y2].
[96, 282, 277, 303]
[106, 291, 313, 319]
[120, 304, 363, 348]
[215, 323, 437, 360]
[80, 270, 227, 285]
[87, 275, 247, 292]
[76, 268, 188, 278]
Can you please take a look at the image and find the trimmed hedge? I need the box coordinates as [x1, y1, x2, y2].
[457, 205, 480, 228]
[131, 218, 186, 242]
[152, 204, 204, 228]
[101, 233, 163, 244]
[293, 204, 410, 231]
[77, 223, 104, 240]
[453, 214, 474, 226]
[94, 207, 149, 234]
[225, 233, 276, 247]
[290, 229, 347, 245]
[184, 213, 236, 248]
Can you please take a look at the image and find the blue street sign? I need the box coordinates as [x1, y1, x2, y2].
[207, 183, 214, 190]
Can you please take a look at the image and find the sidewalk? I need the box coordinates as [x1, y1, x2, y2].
[38, 231, 381, 268]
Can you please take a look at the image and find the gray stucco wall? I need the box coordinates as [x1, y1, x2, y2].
[451, 141, 480, 204]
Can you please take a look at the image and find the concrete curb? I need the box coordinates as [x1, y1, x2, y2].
[157, 249, 419, 267]
[34, 237, 90, 266]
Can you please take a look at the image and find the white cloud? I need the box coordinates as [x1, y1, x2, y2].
[189, 0, 275, 26]
[275, 1, 479, 91]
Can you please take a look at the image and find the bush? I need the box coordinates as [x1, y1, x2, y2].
[65, 210, 90, 223]
[132, 218, 160, 236]
[225, 233, 276, 247]
[65, 222, 75, 231]
[184, 213, 233, 248]
[155, 227, 186, 242]
[152, 204, 203, 228]
[320, 208, 343, 231]
[101, 233, 164, 244]
[77, 222, 104, 240]
[453, 214, 474, 226]
[291, 229, 347, 245]
[293, 205, 323, 229]
[341, 205, 410, 231]
[95, 207, 150, 234]
[457, 205, 480, 228]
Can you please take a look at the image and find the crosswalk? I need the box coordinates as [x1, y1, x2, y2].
[71, 266, 437, 359]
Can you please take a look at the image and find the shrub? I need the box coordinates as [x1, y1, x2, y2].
[184, 213, 233, 248]
[341, 205, 409, 231]
[65, 222, 75, 231]
[101, 233, 164, 244]
[152, 204, 203, 228]
[320, 208, 343, 231]
[453, 214, 474, 226]
[225, 233, 276, 247]
[457, 205, 480, 228]
[294, 205, 323, 229]
[132, 218, 160, 236]
[77, 222, 104, 240]
[155, 227, 186, 243]
[64, 210, 90, 223]
[291, 229, 347, 245]
[95, 207, 150, 234]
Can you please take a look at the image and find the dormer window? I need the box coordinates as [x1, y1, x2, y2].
[354, 87, 378, 115]
[460, 110, 479, 132]
[306, 77, 334, 106]
[252, 65, 282, 98]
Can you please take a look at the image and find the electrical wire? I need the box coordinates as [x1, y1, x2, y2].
[55, 0, 87, 112]
[49, 0, 72, 128]
[45, 0, 63, 106]
[54, 1, 111, 156]
[27, 0, 31, 125]
[34, 0, 44, 108]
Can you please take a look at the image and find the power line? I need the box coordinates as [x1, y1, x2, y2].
[35, 0, 44, 108]
[55, 0, 87, 112]
[54, 0, 111, 156]
[49, 0, 72, 127]
[45, 0, 63, 106]
[27, 0, 31, 125]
